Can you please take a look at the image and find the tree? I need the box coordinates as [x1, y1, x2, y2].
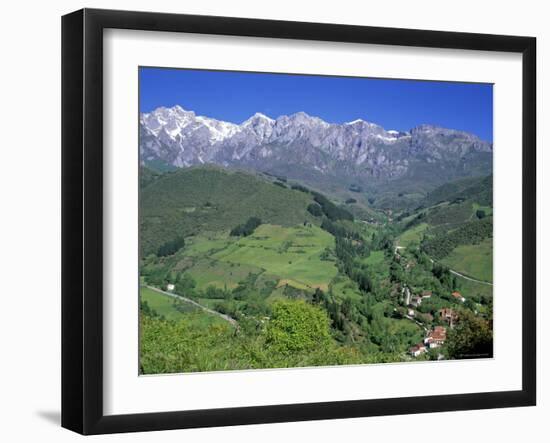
[157, 236, 185, 257]
[265, 300, 332, 354]
[230, 217, 262, 236]
[446, 310, 493, 359]
[311, 192, 354, 221]
[476, 209, 486, 219]
[312, 288, 326, 304]
[175, 273, 197, 297]
[307, 203, 323, 217]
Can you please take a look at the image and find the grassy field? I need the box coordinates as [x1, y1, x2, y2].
[456, 277, 493, 301]
[212, 224, 337, 291]
[440, 238, 493, 283]
[398, 223, 429, 247]
[140, 286, 191, 320]
[140, 286, 228, 327]
[362, 250, 385, 266]
[330, 274, 363, 302]
[184, 232, 232, 256]
[185, 258, 263, 290]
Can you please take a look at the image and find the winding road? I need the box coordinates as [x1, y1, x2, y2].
[145, 285, 239, 327]
[427, 258, 493, 286]
[395, 243, 493, 286]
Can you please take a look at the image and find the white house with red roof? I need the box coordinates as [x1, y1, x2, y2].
[409, 343, 427, 357]
[424, 326, 447, 348]
[452, 291, 466, 303]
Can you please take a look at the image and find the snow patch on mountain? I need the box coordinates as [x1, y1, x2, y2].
[139, 105, 493, 182]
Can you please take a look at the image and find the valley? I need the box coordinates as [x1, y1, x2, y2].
[139, 165, 493, 374]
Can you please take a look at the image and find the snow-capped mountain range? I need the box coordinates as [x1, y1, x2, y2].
[140, 105, 492, 183]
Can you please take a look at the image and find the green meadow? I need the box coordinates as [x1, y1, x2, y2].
[212, 224, 337, 291]
[398, 223, 429, 247]
[441, 238, 493, 283]
[140, 286, 226, 329]
[140, 286, 190, 320]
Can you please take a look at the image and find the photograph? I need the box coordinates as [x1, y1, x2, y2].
[0, 1, 544, 440]
[138, 67, 494, 374]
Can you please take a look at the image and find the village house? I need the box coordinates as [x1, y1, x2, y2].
[424, 326, 447, 348]
[439, 308, 458, 328]
[452, 291, 466, 303]
[166, 283, 175, 292]
[409, 343, 427, 357]
[410, 290, 432, 307]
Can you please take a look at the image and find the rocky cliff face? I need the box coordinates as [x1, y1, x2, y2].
[139, 105, 492, 184]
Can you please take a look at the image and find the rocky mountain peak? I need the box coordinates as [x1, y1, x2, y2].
[140, 105, 492, 183]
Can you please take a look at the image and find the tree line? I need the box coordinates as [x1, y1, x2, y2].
[230, 216, 262, 237]
[421, 217, 493, 259]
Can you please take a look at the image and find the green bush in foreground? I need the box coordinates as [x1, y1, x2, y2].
[139, 299, 402, 374]
[265, 300, 331, 354]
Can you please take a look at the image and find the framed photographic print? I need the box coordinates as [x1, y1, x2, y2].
[61, 8, 536, 435]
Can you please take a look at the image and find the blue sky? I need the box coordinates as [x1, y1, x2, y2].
[140, 67, 493, 141]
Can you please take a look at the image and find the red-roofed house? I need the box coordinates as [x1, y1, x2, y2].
[409, 343, 427, 357]
[452, 291, 466, 302]
[424, 326, 447, 348]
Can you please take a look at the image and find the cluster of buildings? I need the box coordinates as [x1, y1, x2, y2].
[402, 287, 433, 308]
[409, 326, 448, 357]
[408, 304, 461, 358]
[411, 289, 465, 307]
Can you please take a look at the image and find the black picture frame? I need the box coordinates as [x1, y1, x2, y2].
[62, 8, 537, 435]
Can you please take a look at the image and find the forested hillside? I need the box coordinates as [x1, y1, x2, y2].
[140, 166, 319, 256]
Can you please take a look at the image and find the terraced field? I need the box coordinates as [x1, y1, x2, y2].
[185, 258, 263, 290]
[211, 224, 337, 291]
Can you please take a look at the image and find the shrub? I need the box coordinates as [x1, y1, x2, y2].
[265, 300, 331, 354]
